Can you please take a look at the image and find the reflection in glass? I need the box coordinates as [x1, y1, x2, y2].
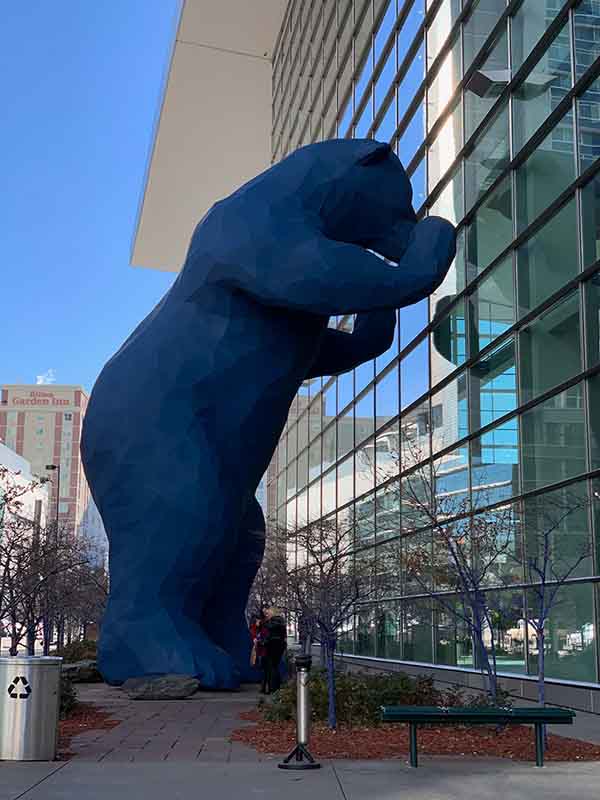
[470, 337, 517, 432]
[410, 157, 427, 211]
[464, 28, 509, 140]
[338, 405, 354, 460]
[519, 291, 581, 403]
[574, 1, 600, 80]
[337, 453, 355, 506]
[430, 229, 466, 318]
[517, 198, 578, 318]
[433, 444, 469, 518]
[434, 597, 473, 666]
[427, 36, 462, 130]
[466, 174, 513, 275]
[401, 298, 428, 349]
[463, 0, 507, 72]
[430, 165, 464, 225]
[581, 173, 600, 270]
[471, 417, 519, 508]
[402, 597, 433, 662]
[322, 465, 337, 516]
[401, 339, 429, 409]
[376, 483, 401, 540]
[375, 423, 400, 486]
[511, 0, 565, 73]
[578, 76, 600, 172]
[469, 255, 514, 354]
[428, 101, 463, 191]
[528, 582, 596, 682]
[430, 298, 467, 387]
[375, 365, 399, 429]
[465, 103, 510, 212]
[512, 20, 572, 156]
[356, 388, 375, 445]
[521, 383, 586, 492]
[400, 398, 431, 469]
[482, 591, 527, 674]
[402, 466, 432, 534]
[427, 0, 461, 68]
[431, 372, 469, 453]
[516, 110, 575, 234]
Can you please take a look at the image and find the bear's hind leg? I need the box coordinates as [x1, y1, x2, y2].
[202, 496, 266, 681]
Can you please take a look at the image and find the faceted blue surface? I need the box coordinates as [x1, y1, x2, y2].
[81, 139, 456, 688]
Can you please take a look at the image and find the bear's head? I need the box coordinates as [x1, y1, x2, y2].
[274, 139, 418, 265]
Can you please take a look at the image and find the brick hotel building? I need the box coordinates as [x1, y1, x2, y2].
[0, 384, 104, 549]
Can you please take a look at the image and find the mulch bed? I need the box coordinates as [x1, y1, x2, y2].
[231, 709, 600, 763]
[57, 703, 120, 759]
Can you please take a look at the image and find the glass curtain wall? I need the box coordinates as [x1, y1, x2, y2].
[269, 0, 600, 686]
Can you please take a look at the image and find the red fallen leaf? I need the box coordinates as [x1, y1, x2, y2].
[57, 704, 120, 760]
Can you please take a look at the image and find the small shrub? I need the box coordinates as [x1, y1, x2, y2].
[56, 639, 97, 663]
[262, 670, 513, 727]
[60, 675, 78, 719]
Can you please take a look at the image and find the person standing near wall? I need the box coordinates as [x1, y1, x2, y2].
[262, 607, 287, 694]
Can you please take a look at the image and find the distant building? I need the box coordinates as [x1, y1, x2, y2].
[0, 441, 49, 528]
[0, 385, 106, 553]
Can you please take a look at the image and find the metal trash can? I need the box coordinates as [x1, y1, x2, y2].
[0, 656, 62, 760]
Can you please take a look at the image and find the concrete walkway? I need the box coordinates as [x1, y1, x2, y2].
[2, 683, 600, 799]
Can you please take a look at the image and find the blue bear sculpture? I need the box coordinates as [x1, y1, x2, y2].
[81, 139, 456, 688]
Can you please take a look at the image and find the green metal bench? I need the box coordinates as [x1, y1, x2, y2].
[380, 705, 576, 768]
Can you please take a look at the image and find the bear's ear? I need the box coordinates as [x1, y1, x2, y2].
[357, 142, 391, 166]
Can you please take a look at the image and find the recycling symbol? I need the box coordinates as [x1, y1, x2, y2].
[7, 676, 31, 699]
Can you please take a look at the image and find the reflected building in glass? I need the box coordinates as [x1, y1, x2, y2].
[267, 0, 600, 704]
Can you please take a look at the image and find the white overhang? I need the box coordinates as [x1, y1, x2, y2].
[131, 0, 288, 272]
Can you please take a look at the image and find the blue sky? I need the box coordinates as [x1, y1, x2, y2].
[1, 2, 179, 392]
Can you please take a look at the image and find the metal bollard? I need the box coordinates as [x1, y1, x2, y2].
[0, 656, 62, 760]
[279, 654, 320, 770]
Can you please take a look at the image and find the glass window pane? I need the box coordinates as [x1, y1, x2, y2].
[587, 372, 600, 468]
[430, 165, 464, 227]
[470, 337, 517, 431]
[375, 44, 396, 108]
[338, 406, 354, 460]
[375, 422, 400, 485]
[519, 290, 582, 403]
[434, 596, 473, 667]
[402, 598, 433, 662]
[469, 255, 515, 354]
[463, 0, 507, 73]
[428, 101, 463, 191]
[521, 383, 586, 492]
[512, 20, 572, 156]
[309, 438, 321, 481]
[517, 198, 579, 318]
[430, 298, 467, 386]
[586, 270, 600, 368]
[465, 102, 510, 211]
[356, 388, 375, 444]
[400, 298, 428, 349]
[464, 28, 509, 140]
[401, 339, 429, 409]
[400, 398, 431, 469]
[466, 174, 513, 275]
[375, 96, 397, 142]
[430, 230, 466, 321]
[577, 75, 600, 173]
[516, 110, 575, 234]
[431, 372, 469, 453]
[484, 590, 528, 674]
[398, 102, 425, 167]
[355, 358, 374, 395]
[398, 43, 425, 119]
[511, 0, 566, 73]
[581, 172, 600, 269]
[427, 36, 462, 130]
[338, 370, 353, 410]
[322, 465, 337, 515]
[376, 364, 399, 428]
[356, 442, 376, 497]
[337, 453, 355, 506]
[410, 157, 427, 211]
[434, 443, 469, 517]
[355, 92, 373, 137]
[427, 0, 461, 68]
[471, 417, 520, 507]
[574, 1, 600, 81]
[376, 310, 400, 373]
[527, 582, 597, 682]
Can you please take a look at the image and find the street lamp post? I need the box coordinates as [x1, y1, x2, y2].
[44, 464, 60, 532]
[44, 464, 60, 655]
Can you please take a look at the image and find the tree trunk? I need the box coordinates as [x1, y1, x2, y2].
[538, 626, 548, 749]
[325, 635, 337, 730]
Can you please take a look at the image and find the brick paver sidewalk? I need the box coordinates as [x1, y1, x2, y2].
[69, 683, 270, 764]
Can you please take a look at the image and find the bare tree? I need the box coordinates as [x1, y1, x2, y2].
[518, 485, 592, 712]
[280, 515, 382, 729]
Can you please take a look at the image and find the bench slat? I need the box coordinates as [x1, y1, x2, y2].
[380, 705, 575, 725]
